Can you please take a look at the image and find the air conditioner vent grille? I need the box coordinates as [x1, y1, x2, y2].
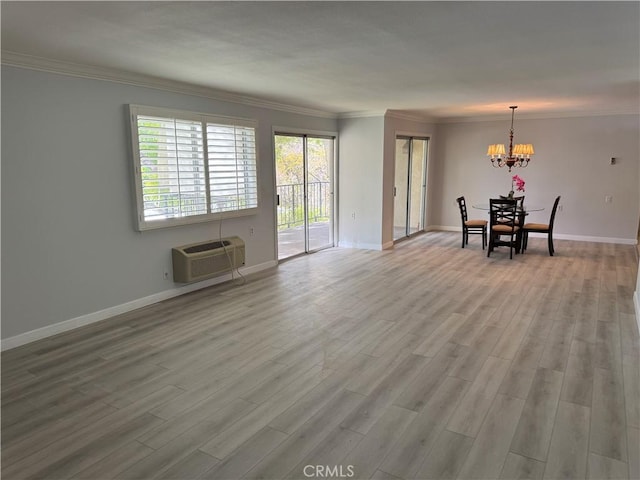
[191, 255, 232, 277]
[172, 236, 245, 283]
[183, 240, 231, 254]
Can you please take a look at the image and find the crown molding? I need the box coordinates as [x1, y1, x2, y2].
[1, 51, 338, 119]
[334, 109, 437, 123]
[438, 108, 640, 123]
[385, 109, 437, 123]
[337, 110, 388, 119]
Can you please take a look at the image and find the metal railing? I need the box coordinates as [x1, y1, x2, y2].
[143, 192, 243, 219]
[277, 181, 331, 229]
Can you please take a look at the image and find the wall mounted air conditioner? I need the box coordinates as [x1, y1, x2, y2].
[172, 236, 245, 283]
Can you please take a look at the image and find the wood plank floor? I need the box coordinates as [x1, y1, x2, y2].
[2, 232, 638, 480]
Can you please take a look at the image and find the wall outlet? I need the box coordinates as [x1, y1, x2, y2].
[605, 195, 613, 203]
[351, 212, 356, 220]
[249, 227, 254, 236]
[558, 204, 563, 212]
[163, 269, 170, 280]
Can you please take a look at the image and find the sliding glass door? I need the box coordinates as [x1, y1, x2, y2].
[394, 136, 428, 241]
[275, 133, 334, 259]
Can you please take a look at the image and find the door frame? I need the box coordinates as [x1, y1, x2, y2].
[272, 126, 338, 261]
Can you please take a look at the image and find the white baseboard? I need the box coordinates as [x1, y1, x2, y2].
[337, 241, 385, 250]
[429, 226, 637, 245]
[1, 260, 278, 351]
[548, 233, 637, 245]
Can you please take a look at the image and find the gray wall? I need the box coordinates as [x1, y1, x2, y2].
[337, 116, 385, 249]
[1, 66, 336, 339]
[431, 114, 640, 241]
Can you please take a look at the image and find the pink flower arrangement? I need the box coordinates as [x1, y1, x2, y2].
[512, 174, 525, 192]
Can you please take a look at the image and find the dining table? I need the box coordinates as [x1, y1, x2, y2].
[472, 203, 545, 254]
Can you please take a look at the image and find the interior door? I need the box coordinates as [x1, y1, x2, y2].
[275, 133, 334, 260]
[394, 136, 428, 240]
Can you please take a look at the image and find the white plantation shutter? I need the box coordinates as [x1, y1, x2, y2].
[130, 106, 259, 230]
[207, 123, 258, 213]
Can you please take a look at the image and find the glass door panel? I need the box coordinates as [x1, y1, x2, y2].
[307, 137, 334, 252]
[408, 139, 427, 235]
[275, 135, 305, 259]
[393, 138, 410, 241]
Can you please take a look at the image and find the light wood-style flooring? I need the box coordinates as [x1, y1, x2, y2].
[2, 232, 639, 480]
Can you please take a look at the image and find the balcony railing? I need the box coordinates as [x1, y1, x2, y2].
[143, 192, 244, 220]
[277, 181, 331, 229]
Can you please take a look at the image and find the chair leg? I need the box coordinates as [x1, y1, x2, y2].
[548, 233, 554, 256]
[482, 227, 486, 250]
[461, 228, 465, 248]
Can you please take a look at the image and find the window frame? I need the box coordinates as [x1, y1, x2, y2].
[129, 104, 259, 231]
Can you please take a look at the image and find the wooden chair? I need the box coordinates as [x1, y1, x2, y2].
[487, 198, 519, 259]
[456, 196, 487, 249]
[522, 196, 561, 256]
[497, 195, 525, 225]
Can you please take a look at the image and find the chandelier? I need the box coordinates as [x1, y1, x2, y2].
[486, 106, 534, 172]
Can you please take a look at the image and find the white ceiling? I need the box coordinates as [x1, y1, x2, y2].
[2, 1, 639, 120]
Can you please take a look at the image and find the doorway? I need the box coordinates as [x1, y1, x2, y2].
[275, 133, 335, 260]
[393, 136, 428, 241]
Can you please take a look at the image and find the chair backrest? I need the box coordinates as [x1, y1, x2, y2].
[456, 196, 468, 223]
[489, 198, 517, 231]
[548, 196, 561, 232]
[513, 195, 525, 208]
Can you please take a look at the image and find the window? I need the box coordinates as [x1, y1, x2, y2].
[129, 105, 258, 231]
